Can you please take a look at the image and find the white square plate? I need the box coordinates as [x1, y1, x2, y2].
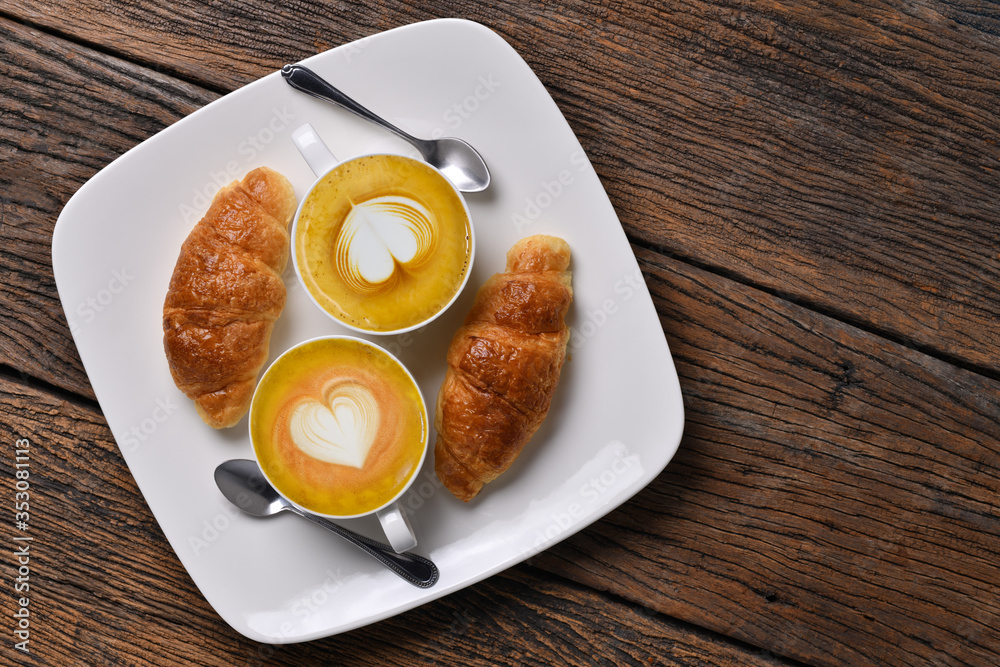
[52, 18, 684, 643]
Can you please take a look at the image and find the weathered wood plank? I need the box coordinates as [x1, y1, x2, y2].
[532, 0, 1000, 373]
[0, 375, 790, 666]
[5, 238, 999, 665]
[0, 17, 217, 397]
[7, 0, 999, 375]
[3, 2, 1000, 665]
[4, 0, 380, 89]
[529, 245, 1000, 666]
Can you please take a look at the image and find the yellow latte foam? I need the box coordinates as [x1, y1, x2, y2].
[296, 154, 472, 332]
[251, 338, 427, 517]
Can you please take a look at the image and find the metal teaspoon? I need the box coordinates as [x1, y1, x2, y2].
[281, 63, 491, 193]
[214, 459, 439, 588]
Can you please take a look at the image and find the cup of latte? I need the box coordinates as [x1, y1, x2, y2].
[290, 123, 475, 334]
[249, 336, 428, 553]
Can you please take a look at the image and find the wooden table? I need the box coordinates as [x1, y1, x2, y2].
[3, 1, 999, 665]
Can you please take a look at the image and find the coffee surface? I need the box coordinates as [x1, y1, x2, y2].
[296, 154, 471, 332]
[251, 338, 426, 516]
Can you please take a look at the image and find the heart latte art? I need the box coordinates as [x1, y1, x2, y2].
[334, 196, 435, 294]
[289, 381, 381, 468]
[251, 338, 427, 517]
[295, 154, 472, 332]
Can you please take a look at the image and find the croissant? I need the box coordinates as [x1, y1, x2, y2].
[434, 234, 573, 501]
[162, 167, 297, 429]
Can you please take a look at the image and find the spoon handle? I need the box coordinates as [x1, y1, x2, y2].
[293, 509, 440, 588]
[281, 64, 425, 150]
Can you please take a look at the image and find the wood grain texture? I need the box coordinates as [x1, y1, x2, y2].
[0, 374, 790, 667]
[530, 245, 1000, 667]
[3, 241, 997, 665]
[508, 0, 1000, 374]
[4, 0, 1000, 376]
[2, 1, 1000, 665]
[0, 17, 217, 397]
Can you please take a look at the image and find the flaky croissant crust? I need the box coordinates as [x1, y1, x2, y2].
[435, 234, 572, 501]
[162, 167, 297, 429]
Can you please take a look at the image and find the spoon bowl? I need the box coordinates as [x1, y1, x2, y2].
[420, 137, 491, 193]
[214, 459, 439, 588]
[281, 64, 491, 193]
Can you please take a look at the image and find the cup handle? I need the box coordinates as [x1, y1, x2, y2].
[291, 123, 339, 176]
[376, 503, 417, 553]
